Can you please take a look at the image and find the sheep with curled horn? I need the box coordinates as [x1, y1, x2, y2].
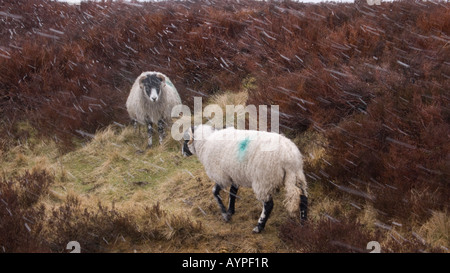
[182, 125, 308, 233]
[126, 71, 181, 148]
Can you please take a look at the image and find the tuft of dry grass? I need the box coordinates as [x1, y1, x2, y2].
[206, 90, 250, 129]
[419, 211, 449, 252]
[207, 90, 249, 111]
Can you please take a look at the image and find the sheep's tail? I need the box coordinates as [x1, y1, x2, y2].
[283, 168, 308, 223]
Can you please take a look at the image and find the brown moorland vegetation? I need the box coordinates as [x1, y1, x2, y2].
[0, 0, 448, 252]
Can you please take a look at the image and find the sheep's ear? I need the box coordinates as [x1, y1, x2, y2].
[188, 126, 194, 145]
[156, 73, 166, 87]
[138, 76, 145, 89]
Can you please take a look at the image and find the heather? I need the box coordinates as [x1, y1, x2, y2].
[0, 0, 448, 252]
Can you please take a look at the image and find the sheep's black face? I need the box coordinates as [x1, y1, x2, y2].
[181, 127, 195, 157]
[142, 74, 162, 102]
[182, 139, 193, 157]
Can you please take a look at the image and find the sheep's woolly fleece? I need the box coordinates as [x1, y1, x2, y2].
[189, 125, 308, 215]
[126, 71, 181, 125]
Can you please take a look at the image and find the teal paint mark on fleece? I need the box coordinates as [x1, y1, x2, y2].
[238, 137, 251, 161]
[165, 78, 175, 88]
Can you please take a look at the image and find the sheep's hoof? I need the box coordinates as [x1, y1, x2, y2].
[252, 226, 263, 233]
[222, 212, 232, 222]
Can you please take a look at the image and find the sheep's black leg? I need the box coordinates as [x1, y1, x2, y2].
[157, 119, 166, 144]
[227, 185, 239, 216]
[253, 198, 274, 233]
[147, 121, 153, 148]
[212, 184, 229, 222]
[300, 195, 308, 224]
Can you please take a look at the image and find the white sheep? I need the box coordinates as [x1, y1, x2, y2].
[126, 71, 181, 147]
[182, 125, 308, 233]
